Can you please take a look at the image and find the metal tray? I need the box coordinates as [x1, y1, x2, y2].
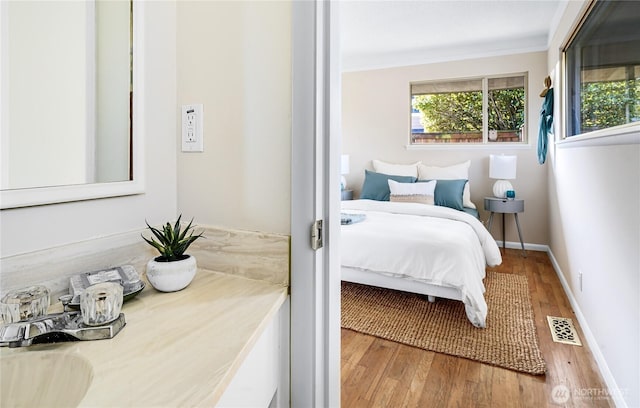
[67, 265, 145, 309]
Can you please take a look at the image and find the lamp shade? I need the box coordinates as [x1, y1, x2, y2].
[489, 154, 517, 198]
[341, 155, 350, 175]
[489, 154, 517, 180]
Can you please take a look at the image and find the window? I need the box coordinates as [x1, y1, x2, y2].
[564, 0, 640, 137]
[410, 75, 526, 145]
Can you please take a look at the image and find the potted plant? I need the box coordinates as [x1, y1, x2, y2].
[142, 215, 204, 292]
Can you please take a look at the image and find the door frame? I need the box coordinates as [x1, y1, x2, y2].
[290, 0, 341, 406]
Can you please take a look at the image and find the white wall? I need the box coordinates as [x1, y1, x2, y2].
[176, 1, 291, 235]
[547, 2, 640, 406]
[342, 51, 549, 245]
[0, 1, 178, 258]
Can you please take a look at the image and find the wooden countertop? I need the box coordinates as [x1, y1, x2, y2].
[1, 269, 288, 407]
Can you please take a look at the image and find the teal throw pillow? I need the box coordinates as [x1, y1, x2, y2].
[360, 170, 417, 201]
[418, 179, 467, 211]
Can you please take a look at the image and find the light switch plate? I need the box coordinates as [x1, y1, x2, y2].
[181, 104, 204, 152]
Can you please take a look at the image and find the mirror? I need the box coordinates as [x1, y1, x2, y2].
[0, 0, 141, 208]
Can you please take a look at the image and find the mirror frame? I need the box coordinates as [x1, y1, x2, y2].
[0, 1, 144, 209]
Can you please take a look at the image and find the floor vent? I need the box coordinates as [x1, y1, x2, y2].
[547, 316, 582, 346]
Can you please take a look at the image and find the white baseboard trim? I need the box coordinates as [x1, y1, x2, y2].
[546, 248, 627, 408]
[495, 240, 548, 252]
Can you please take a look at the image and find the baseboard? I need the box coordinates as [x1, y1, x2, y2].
[546, 248, 627, 408]
[495, 240, 548, 252]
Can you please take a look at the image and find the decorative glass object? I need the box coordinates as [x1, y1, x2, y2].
[1, 285, 50, 324]
[80, 282, 123, 326]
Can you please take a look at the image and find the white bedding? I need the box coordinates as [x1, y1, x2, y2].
[341, 199, 502, 328]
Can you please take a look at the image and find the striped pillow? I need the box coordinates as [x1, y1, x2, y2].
[388, 179, 436, 206]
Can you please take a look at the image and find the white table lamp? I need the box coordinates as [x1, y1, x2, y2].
[489, 154, 517, 198]
[341, 155, 350, 190]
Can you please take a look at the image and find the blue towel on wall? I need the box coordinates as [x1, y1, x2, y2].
[538, 88, 554, 164]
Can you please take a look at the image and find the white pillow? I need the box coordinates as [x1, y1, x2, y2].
[372, 159, 421, 178]
[388, 179, 436, 205]
[417, 161, 476, 209]
[418, 160, 470, 179]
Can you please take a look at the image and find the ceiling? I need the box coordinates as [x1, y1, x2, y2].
[340, 0, 567, 71]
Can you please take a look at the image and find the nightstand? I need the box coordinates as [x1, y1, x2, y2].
[341, 189, 354, 201]
[484, 197, 526, 257]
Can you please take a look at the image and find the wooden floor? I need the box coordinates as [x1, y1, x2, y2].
[341, 249, 614, 408]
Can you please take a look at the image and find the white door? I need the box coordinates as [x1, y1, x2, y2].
[290, 1, 341, 407]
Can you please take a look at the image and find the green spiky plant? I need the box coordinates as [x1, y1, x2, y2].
[142, 215, 204, 262]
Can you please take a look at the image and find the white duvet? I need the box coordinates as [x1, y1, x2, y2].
[341, 199, 502, 328]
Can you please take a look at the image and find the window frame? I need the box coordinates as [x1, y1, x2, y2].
[408, 72, 529, 147]
[561, 0, 640, 140]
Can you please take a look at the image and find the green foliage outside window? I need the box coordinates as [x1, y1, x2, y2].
[413, 92, 482, 132]
[412, 88, 525, 133]
[488, 89, 525, 132]
[581, 80, 639, 132]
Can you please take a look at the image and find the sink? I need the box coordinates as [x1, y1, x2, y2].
[0, 351, 93, 407]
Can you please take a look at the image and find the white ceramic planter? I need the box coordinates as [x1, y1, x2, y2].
[146, 255, 197, 292]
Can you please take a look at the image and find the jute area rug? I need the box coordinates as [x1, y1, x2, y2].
[341, 272, 546, 375]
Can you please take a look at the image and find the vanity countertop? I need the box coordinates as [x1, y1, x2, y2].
[0, 269, 288, 407]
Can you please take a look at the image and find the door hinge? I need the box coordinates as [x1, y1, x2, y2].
[311, 219, 323, 250]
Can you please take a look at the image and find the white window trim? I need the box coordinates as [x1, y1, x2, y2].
[556, 122, 640, 148]
[405, 142, 533, 151]
[409, 72, 529, 147]
[556, 0, 640, 149]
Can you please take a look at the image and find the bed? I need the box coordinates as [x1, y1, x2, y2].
[341, 199, 502, 328]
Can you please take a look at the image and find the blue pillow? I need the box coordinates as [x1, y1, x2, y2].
[360, 170, 416, 201]
[418, 179, 467, 211]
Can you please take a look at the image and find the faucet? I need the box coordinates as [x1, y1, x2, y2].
[0, 295, 126, 348]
